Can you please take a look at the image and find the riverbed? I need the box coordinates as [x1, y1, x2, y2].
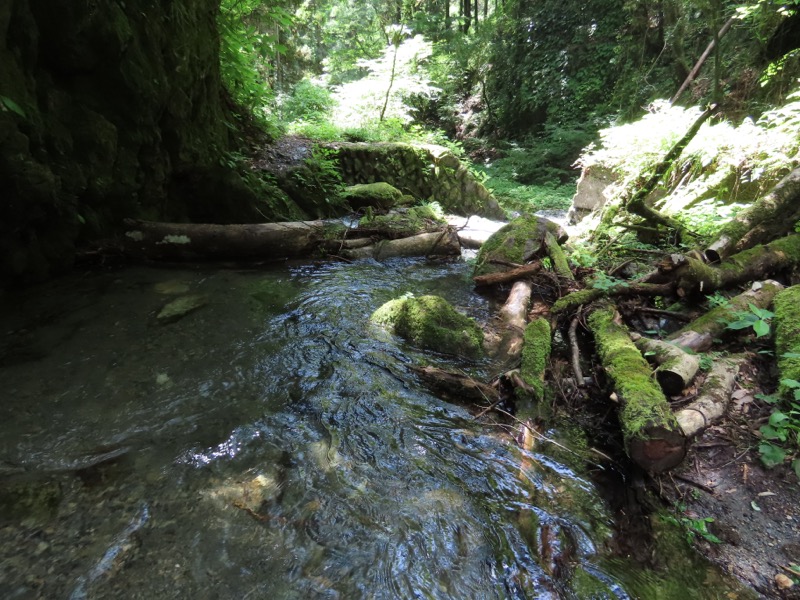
[0, 257, 753, 598]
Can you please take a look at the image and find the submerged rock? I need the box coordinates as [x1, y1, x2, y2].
[156, 294, 208, 324]
[0, 476, 62, 525]
[473, 215, 568, 277]
[371, 295, 483, 358]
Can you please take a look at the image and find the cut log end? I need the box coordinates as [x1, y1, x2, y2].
[656, 371, 686, 397]
[628, 428, 687, 473]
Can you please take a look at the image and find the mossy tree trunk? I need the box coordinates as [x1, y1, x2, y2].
[632, 335, 700, 397]
[774, 284, 800, 389]
[588, 303, 687, 472]
[675, 356, 742, 437]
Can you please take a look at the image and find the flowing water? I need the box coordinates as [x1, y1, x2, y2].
[0, 258, 750, 599]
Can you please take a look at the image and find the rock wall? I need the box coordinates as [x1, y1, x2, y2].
[567, 165, 618, 224]
[0, 0, 286, 283]
[331, 142, 505, 220]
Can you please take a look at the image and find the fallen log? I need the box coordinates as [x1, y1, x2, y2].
[663, 234, 800, 297]
[588, 303, 686, 472]
[520, 318, 552, 406]
[473, 262, 542, 287]
[631, 335, 701, 397]
[668, 280, 784, 352]
[410, 365, 499, 405]
[676, 356, 742, 437]
[122, 218, 459, 262]
[492, 280, 533, 365]
[122, 218, 344, 260]
[551, 282, 673, 315]
[340, 229, 461, 260]
[706, 167, 800, 261]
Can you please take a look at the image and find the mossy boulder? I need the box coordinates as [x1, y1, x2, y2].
[358, 205, 446, 238]
[473, 215, 568, 277]
[371, 295, 484, 358]
[342, 182, 404, 211]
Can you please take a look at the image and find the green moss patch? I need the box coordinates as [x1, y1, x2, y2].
[342, 182, 403, 210]
[775, 285, 800, 390]
[370, 295, 484, 358]
[358, 205, 446, 238]
[521, 318, 551, 400]
[473, 215, 567, 277]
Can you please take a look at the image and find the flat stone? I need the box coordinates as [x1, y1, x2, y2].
[157, 294, 208, 324]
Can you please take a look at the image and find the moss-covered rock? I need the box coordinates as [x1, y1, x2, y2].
[370, 295, 484, 358]
[358, 205, 446, 238]
[342, 182, 404, 211]
[0, 477, 62, 525]
[473, 215, 568, 277]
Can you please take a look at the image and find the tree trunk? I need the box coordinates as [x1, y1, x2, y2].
[588, 303, 687, 472]
[670, 16, 735, 105]
[773, 285, 800, 385]
[631, 334, 700, 396]
[668, 280, 784, 352]
[706, 167, 800, 261]
[675, 356, 742, 437]
[519, 318, 551, 410]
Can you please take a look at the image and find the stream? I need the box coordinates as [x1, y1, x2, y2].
[0, 257, 751, 599]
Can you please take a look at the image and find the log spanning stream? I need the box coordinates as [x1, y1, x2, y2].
[0, 257, 748, 598]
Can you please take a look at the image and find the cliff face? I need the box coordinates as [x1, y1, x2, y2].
[0, 0, 269, 282]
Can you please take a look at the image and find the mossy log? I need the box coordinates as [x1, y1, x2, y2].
[663, 234, 800, 297]
[588, 303, 686, 472]
[520, 318, 552, 407]
[473, 262, 542, 287]
[631, 335, 701, 396]
[551, 282, 673, 315]
[410, 365, 499, 405]
[668, 280, 784, 352]
[122, 219, 459, 261]
[774, 284, 800, 389]
[675, 356, 742, 437]
[544, 232, 574, 281]
[340, 229, 461, 260]
[706, 167, 800, 261]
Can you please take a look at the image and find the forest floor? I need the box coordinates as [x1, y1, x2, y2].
[654, 356, 800, 599]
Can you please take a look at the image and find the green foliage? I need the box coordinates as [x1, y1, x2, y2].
[664, 508, 723, 545]
[758, 377, 800, 475]
[591, 273, 628, 292]
[280, 79, 335, 122]
[290, 145, 347, 215]
[724, 303, 774, 338]
[218, 0, 291, 131]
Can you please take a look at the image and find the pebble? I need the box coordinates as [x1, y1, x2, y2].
[776, 573, 794, 589]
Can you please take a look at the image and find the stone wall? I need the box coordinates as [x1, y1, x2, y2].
[330, 142, 505, 220]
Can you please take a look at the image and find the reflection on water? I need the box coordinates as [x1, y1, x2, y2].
[0, 259, 747, 599]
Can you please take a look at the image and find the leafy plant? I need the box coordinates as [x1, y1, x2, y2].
[758, 378, 800, 475]
[724, 303, 774, 338]
[591, 272, 628, 291]
[0, 95, 26, 118]
[664, 508, 722, 545]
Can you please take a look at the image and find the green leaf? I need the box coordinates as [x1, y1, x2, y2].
[780, 352, 800, 359]
[0, 95, 26, 117]
[760, 424, 786, 441]
[751, 500, 761, 511]
[781, 378, 800, 389]
[793, 459, 800, 480]
[748, 303, 774, 320]
[759, 442, 786, 467]
[752, 319, 770, 337]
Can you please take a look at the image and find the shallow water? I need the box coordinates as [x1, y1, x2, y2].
[0, 258, 749, 599]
